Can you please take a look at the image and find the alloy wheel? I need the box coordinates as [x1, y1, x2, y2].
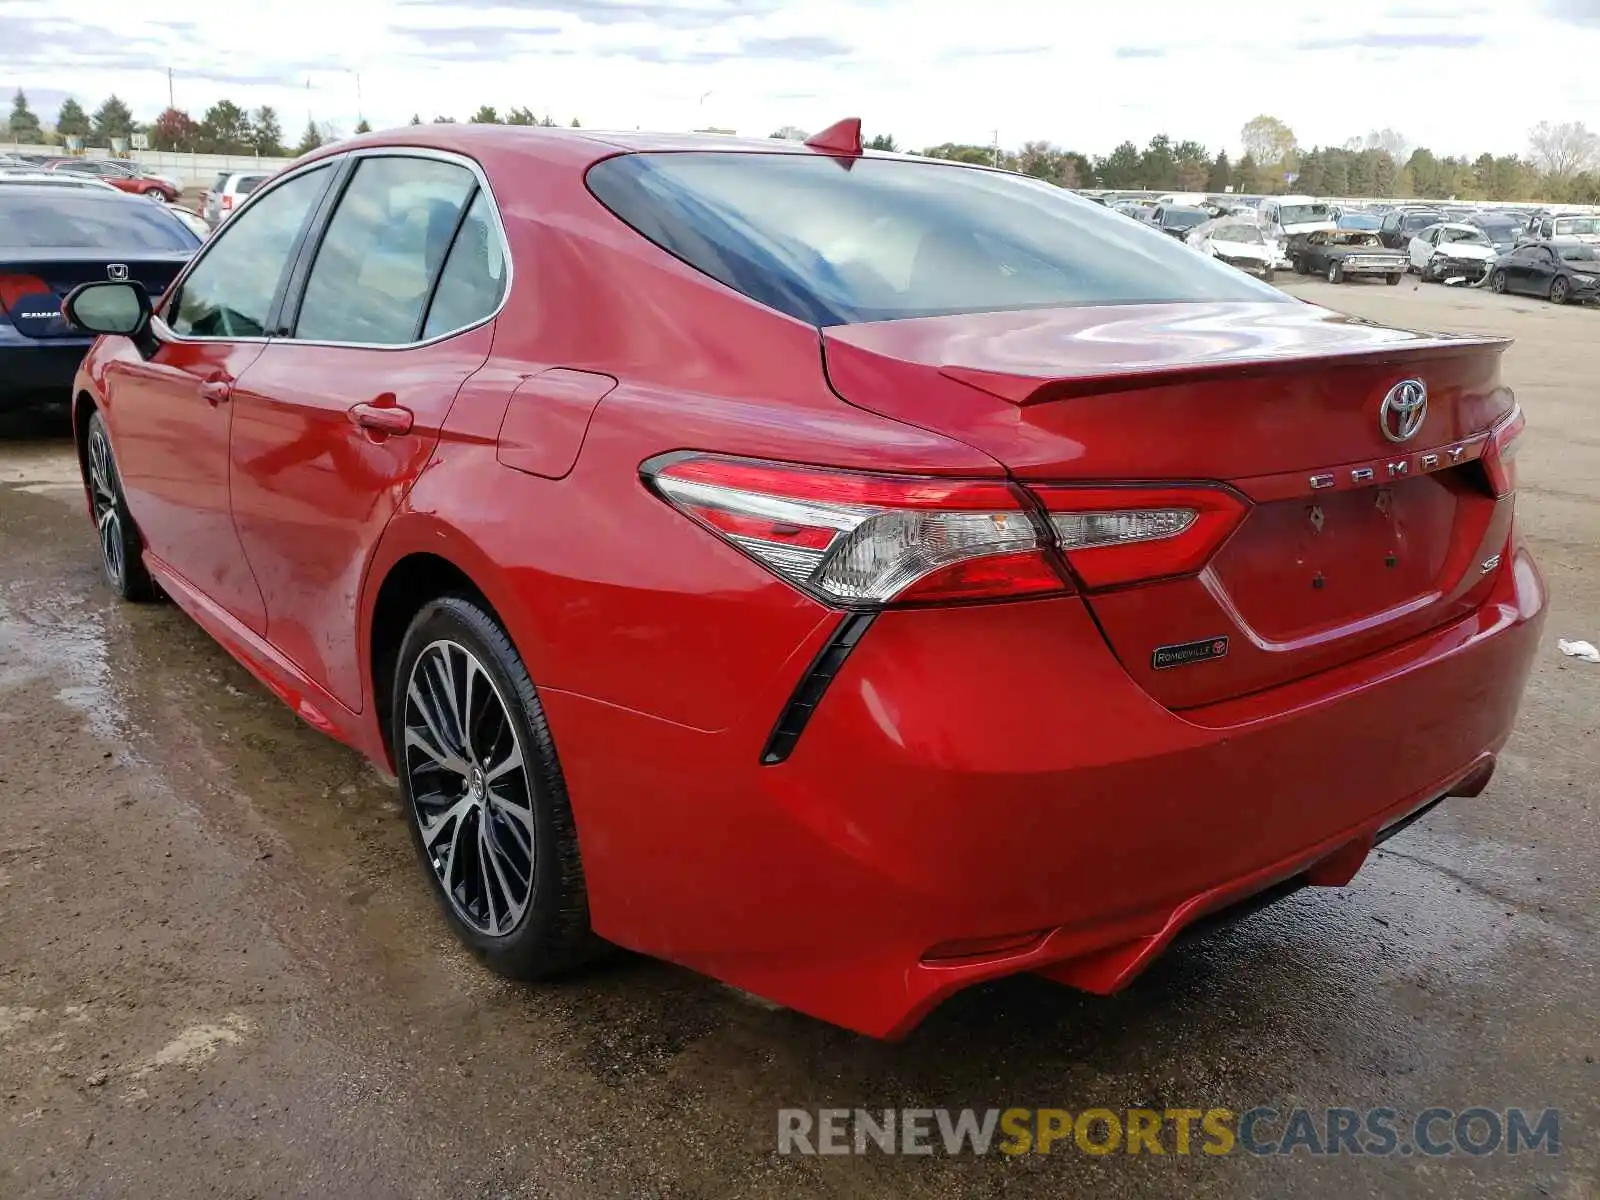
[403, 639, 536, 937]
[87, 427, 124, 587]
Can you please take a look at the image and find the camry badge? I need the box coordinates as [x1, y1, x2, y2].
[1380, 379, 1428, 443]
[107, 263, 129, 281]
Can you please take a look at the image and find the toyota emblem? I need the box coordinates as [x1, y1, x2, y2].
[1380, 379, 1428, 443]
[107, 264, 129, 282]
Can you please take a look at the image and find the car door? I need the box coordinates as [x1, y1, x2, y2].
[1525, 246, 1558, 296]
[1502, 247, 1533, 293]
[104, 162, 336, 633]
[227, 151, 508, 712]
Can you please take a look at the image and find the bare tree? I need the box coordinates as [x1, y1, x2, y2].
[1528, 120, 1600, 179]
[1363, 128, 1410, 162]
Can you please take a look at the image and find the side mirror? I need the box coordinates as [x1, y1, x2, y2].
[62, 280, 158, 357]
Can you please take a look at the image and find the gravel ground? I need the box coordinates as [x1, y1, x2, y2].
[0, 278, 1595, 1199]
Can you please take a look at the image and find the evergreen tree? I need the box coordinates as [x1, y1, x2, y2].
[1206, 150, 1231, 192]
[294, 118, 324, 155]
[56, 98, 91, 138]
[91, 95, 136, 144]
[8, 89, 44, 144]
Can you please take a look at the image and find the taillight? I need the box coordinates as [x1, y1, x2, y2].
[1034, 485, 1249, 589]
[645, 455, 1253, 606]
[0, 273, 52, 317]
[221, 194, 234, 210]
[643, 454, 1068, 606]
[1482, 405, 1524, 498]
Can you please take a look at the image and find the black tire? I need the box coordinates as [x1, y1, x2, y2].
[392, 595, 595, 979]
[1491, 269, 1508, 295]
[1327, 261, 1344, 284]
[1386, 273, 1402, 286]
[82, 411, 156, 602]
[1550, 277, 1569, 305]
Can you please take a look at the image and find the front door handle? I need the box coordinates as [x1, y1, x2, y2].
[349, 401, 414, 435]
[199, 378, 233, 405]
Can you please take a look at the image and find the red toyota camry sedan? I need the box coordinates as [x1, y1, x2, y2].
[63, 122, 1544, 1038]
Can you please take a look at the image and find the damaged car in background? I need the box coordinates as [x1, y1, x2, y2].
[1186, 217, 1279, 280]
[1289, 229, 1406, 285]
[1409, 223, 1498, 284]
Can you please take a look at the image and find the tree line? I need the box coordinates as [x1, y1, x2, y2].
[783, 115, 1600, 204]
[10, 88, 1600, 203]
[5, 89, 583, 158]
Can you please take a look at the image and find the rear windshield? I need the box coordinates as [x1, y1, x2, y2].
[587, 152, 1281, 325]
[237, 176, 265, 194]
[0, 192, 199, 250]
[1403, 212, 1442, 231]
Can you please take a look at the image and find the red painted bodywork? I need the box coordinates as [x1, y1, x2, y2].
[48, 160, 181, 202]
[73, 126, 1546, 1038]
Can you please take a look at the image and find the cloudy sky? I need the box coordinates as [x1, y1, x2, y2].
[5, 0, 1600, 158]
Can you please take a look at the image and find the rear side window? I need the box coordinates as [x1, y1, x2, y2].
[587, 153, 1280, 326]
[0, 192, 199, 251]
[294, 156, 476, 344]
[237, 176, 264, 195]
[421, 190, 508, 339]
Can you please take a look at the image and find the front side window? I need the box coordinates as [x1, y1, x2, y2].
[294, 156, 476, 344]
[421, 190, 508, 339]
[168, 165, 331, 338]
[588, 153, 1281, 326]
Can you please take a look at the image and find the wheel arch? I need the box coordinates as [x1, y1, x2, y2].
[362, 516, 536, 772]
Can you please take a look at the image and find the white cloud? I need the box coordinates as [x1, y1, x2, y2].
[5, 0, 1600, 157]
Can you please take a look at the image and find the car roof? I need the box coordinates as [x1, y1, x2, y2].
[299, 122, 930, 175]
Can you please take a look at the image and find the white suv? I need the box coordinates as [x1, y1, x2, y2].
[203, 171, 268, 226]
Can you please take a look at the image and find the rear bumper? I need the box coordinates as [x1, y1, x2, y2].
[542, 536, 1545, 1038]
[0, 338, 93, 406]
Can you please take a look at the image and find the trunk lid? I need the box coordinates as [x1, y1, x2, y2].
[822, 300, 1516, 707]
[0, 251, 190, 339]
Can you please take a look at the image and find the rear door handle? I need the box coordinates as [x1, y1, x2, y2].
[348, 401, 414, 435]
[199, 379, 233, 405]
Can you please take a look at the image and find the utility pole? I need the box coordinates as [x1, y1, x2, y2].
[992, 129, 1000, 168]
[167, 67, 174, 111]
